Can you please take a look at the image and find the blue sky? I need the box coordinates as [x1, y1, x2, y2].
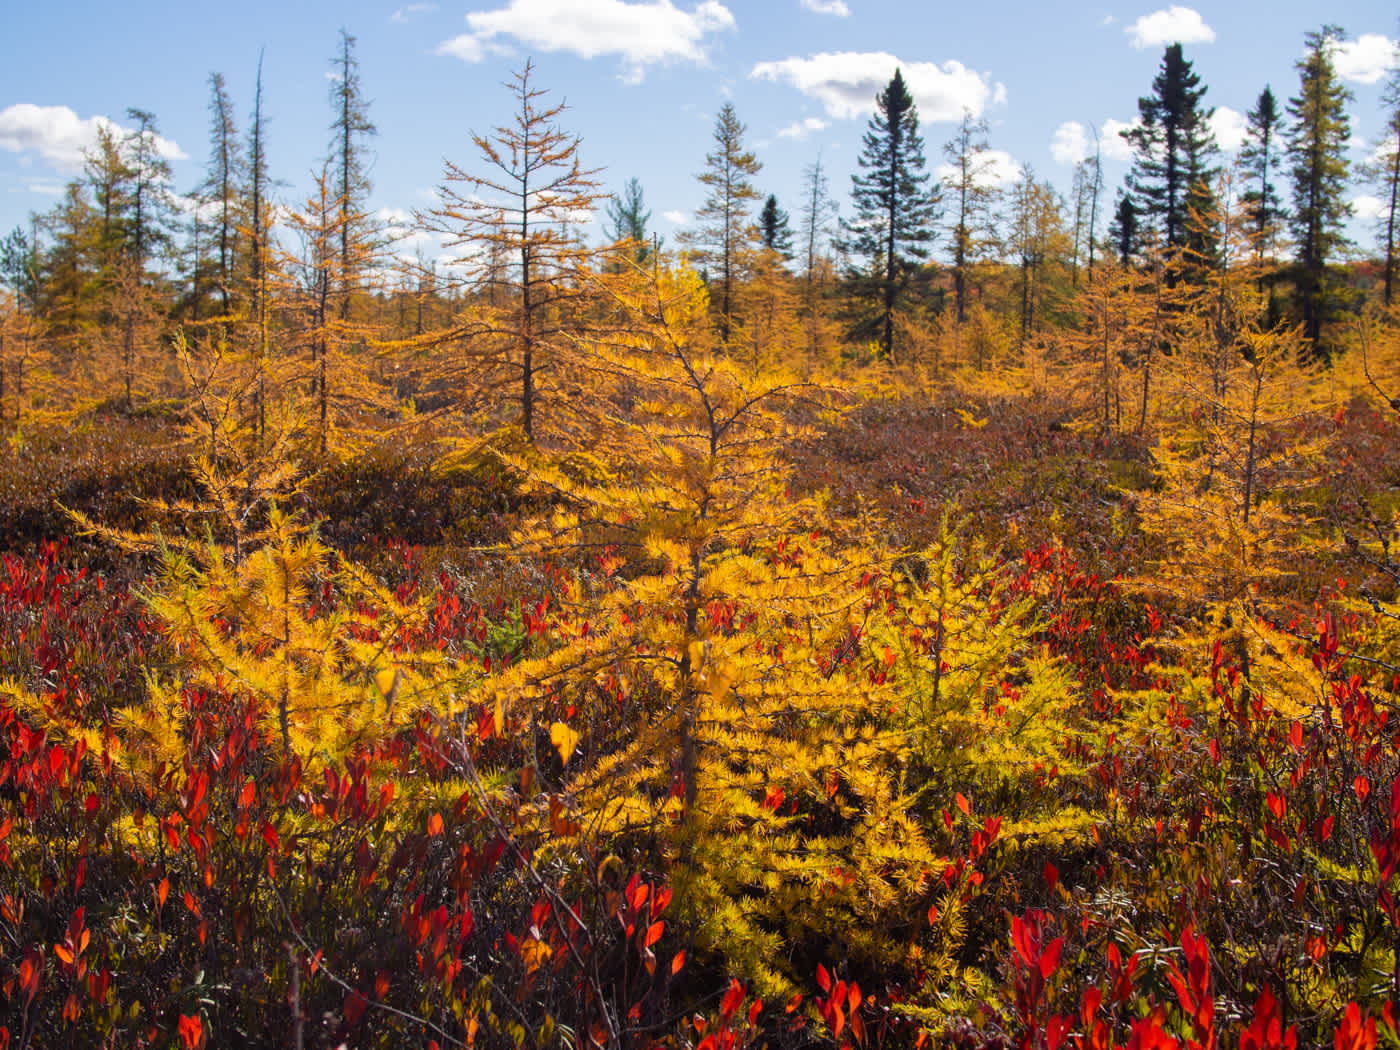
[1, 0, 1396, 267]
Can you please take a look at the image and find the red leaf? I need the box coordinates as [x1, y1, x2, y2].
[178, 1014, 202, 1050]
[816, 964, 831, 993]
[1039, 937, 1064, 980]
[645, 920, 664, 947]
[1335, 1002, 1377, 1050]
[671, 950, 685, 976]
[721, 978, 744, 1021]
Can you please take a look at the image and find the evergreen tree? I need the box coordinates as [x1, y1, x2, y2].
[121, 108, 174, 271]
[1108, 189, 1141, 269]
[758, 194, 793, 259]
[838, 68, 941, 358]
[0, 226, 41, 311]
[680, 102, 762, 344]
[943, 112, 1000, 323]
[1288, 26, 1353, 354]
[328, 29, 377, 321]
[85, 124, 133, 275]
[1125, 44, 1218, 259]
[604, 176, 656, 263]
[199, 72, 244, 316]
[1239, 86, 1285, 269]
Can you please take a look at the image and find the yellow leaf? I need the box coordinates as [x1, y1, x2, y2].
[374, 666, 399, 701]
[493, 697, 505, 738]
[521, 937, 552, 974]
[550, 721, 580, 766]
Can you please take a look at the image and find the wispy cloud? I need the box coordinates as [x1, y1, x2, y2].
[937, 148, 1020, 189]
[390, 2, 437, 23]
[778, 116, 829, 139]
[800, 0, 850, 16]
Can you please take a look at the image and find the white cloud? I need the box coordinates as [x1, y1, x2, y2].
[1353, 194, 1387, 220]
[390, 2, 437, 23]
[436, 35, 486, 62]
[27, 183, 62, 195]
[1101, 14, 1117, 26]
[1102, 116, 1141, 161]
[1051, 121, 1089, 165]
[937, 148, 1020, 189]
[1126, 6, 1215, 49]
[0, 104, 186, 171]
[750, 51, 999, 122]
[800, 0, 850, 15]
[663, 209, 689, 224]
[1208, 105, 1247, 152]
[1328, 34, 1399, 85]
[778, 116, 828, 139]
[436, 0, 735, 83]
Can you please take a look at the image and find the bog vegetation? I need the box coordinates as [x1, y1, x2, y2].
[2, 28, 1400, 1050]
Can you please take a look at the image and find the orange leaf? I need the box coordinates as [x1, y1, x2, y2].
[157, 878, 169, 909]
[54, 943, 73, 966]
[645, 920, 664, 948]
[955, 792, 971, 816]
[671, 950, 686, 976]
[428, 812, 444, 837]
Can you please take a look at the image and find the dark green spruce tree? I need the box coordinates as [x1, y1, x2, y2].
[759, 194, 793, 260]
[1239, 86, 1285, 268]
[1288, 25, 1353, 355]
[605, 176, 656, 263]
[838, 68, 941, 358]
[1107, 190, 1141, 269]
[1124, 43, 1218, 267]
[328, 28, 377, 321]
